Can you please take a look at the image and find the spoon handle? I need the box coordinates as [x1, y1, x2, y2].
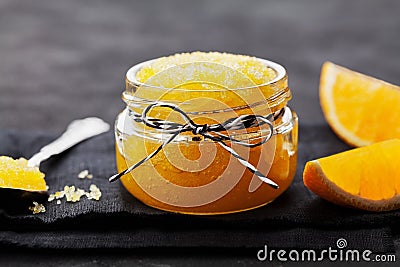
[27, 117, 110, 167]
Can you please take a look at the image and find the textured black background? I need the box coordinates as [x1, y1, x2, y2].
[1, 0, 400, 266]
[1, 0, 400, 133]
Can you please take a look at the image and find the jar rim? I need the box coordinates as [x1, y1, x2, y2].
[125, 57, 287, 92]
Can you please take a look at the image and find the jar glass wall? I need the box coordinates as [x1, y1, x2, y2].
[115, 56, 298, 214]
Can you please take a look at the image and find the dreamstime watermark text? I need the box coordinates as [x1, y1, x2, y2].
[257, 238, 396, 263]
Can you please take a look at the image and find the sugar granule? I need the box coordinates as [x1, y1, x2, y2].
[78, 170, 89, 179]
[29, 201, 46, 214]
[48, 194, 55, 202]
[78, 169, 93, 179]
[87, 184, 102, 201]
[63, 185, 87, 202]
[64, 185, 76, 202]
[47, 184, 102, 204]
[55, 191, 65, 199]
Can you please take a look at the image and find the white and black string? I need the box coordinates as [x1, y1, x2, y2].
[109, 103, 283, 189]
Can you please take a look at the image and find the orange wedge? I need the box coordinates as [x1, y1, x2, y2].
[0, 156, 47, 192]
[320, 62, 400, 147]
[303, 139, 400, 211]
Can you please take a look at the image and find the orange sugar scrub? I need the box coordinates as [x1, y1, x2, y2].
[0, 156, 47, 192]
[114, 52, 298, 214]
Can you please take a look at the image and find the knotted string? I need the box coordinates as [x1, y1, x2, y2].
[109, 103, 282, 189]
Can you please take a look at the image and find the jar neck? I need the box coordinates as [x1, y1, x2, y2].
[116, 105, 295, 144]
[122, 57, 291, 127]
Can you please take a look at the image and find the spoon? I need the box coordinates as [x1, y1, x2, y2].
[27, 117, 110, 168]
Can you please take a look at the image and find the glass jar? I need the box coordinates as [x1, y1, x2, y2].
[114, 56, 298, 215]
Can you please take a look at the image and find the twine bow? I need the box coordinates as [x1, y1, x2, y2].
[109, 103, 281, 189]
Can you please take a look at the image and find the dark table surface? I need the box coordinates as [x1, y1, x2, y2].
[1, 0, 400, 265]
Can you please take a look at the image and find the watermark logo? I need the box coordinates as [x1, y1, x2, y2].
[257, 238, 396, 263]
[336, 238, 347, 249]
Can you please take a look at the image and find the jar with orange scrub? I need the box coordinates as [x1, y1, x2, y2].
[112, 52, 298, 214]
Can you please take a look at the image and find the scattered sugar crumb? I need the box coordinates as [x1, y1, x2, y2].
[64, 185, 87, 202]
[48, 169, 100, 205]
[49, 190, 65, 202]
[55, 191, 65, 199]
[87, 184, 102, 201]
[78, 169, 93, 179]
[29, 201, 46, 214]
[47, 184, 102, 204]
[48, 194, 55, 202]
[78, 170, 89, 179]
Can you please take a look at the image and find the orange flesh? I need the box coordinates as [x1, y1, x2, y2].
[333, 69, 400, 142]
[117, 52, 297, 214]
[303, 139, 400, 211]
[0, 156, 47, 192]
[320, 61, 400, 147]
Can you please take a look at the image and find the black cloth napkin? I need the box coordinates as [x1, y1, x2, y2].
[0, 125, 399, 252]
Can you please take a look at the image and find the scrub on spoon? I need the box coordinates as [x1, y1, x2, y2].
[0, 117, 110, 193]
